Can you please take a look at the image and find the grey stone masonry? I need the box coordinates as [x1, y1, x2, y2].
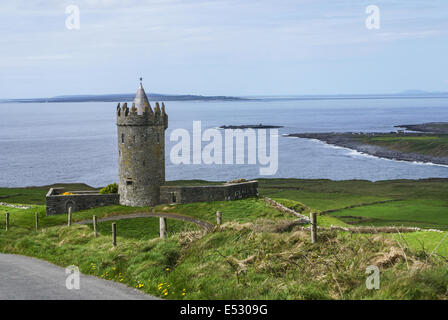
[117, 99, 168, 207]
[46, 188, 119, 215]
[160, 181, 259, 204]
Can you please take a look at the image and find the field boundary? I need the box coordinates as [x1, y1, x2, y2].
[295, 225, 445, 234]
[321, 199, 403, 214]
[0, 202, 31, 209]
[75, 212, 214, 231]
[263, 197, 310, 223]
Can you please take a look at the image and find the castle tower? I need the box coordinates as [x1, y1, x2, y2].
[116, 80, 168, 206]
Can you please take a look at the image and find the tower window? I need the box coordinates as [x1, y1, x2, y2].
[172, 192, 177, 203]
[126, 178, 133, 186]
[156, 133, 160, 144]
[121, 134, 125, 144]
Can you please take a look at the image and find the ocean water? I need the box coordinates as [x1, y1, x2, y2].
[1, 97, 448, 188]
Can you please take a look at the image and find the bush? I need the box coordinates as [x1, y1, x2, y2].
[99, 183, 118, 194]
[227, 178, 248, 184]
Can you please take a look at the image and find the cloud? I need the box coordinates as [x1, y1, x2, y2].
[0, 0, 447, 97]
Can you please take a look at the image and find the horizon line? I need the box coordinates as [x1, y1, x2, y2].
[2, 90, 448, 103]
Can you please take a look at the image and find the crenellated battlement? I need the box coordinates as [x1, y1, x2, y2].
[116, 102, 168, 128]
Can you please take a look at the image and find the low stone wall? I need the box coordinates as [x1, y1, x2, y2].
[46, 188, 120, 215]
[0, 202, 31, 209]
[160, 181, 258, 204]
[46, 181, 258, 214]
[263, 197, 310, 223]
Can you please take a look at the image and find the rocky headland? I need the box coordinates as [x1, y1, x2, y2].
[395, 122, 448, 134]
[287, 131, 448, 166]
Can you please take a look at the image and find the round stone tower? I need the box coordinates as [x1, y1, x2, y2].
[116, 81, 168, 206]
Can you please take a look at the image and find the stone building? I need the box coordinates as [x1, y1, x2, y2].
[116, 81, 168, 206]
[46, 81, 257, 215]
[46, 188, 119, 215]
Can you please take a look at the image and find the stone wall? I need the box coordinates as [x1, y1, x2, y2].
[263, 197, 310, 223]
[160, 181, 258, 204]
[46, 181, 258, 214]
[46, 188, 119, 215]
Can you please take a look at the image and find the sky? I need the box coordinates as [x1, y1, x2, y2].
[0, 0, 447, 98]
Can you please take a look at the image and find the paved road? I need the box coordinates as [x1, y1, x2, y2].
[0, 253, 158, 300]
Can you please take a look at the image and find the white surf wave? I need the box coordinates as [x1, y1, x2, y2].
[297, 137, 448, 168]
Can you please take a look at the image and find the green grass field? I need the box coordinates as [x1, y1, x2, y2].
[329, 199, 448, 230]
[355, 134, 448, 158]
[0, 183, 96, 205]
[155, 197, 297, 224]
[92, 217, 200, 240]
[1, 179, 448, 299]
[258, 178, 448, 230]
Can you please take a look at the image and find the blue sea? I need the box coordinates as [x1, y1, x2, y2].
[1, 97, 448, 188]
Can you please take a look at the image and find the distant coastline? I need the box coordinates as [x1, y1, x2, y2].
[2, 91, 448, 103]
[0, 93, 245, 103]
[287, 123, 448, 166]
[394, 122, 448, 134]
[220, 124, 283, 129]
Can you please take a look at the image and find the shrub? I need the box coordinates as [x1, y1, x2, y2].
[99, 183, 118, 194]
[227, 178, 248, 184]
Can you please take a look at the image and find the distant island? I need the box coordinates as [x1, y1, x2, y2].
[288, 122, 448, 165]
[220, 124, 283, 129]
[3, 90, 448, 104]
[0, 93, 245, 103]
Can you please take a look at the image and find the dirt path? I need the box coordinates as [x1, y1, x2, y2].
[75, 212, 214, 231]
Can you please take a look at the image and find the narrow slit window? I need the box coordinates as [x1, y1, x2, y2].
[121, 133, 125, 144]
[172, 192, 177, 203]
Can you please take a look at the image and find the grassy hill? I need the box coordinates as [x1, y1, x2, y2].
[0, 179, 448, 299]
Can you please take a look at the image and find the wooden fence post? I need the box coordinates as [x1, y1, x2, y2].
[93, 215, 98, 238]
[216, 211, 222, 226]
[35, 212, 39, 231]
[5, 212, 9, 231]
[67, 207, 72, 227]
[310, 212, 317, 244]
[112, 223, 117, 246]
[160, 217, 167, 239]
